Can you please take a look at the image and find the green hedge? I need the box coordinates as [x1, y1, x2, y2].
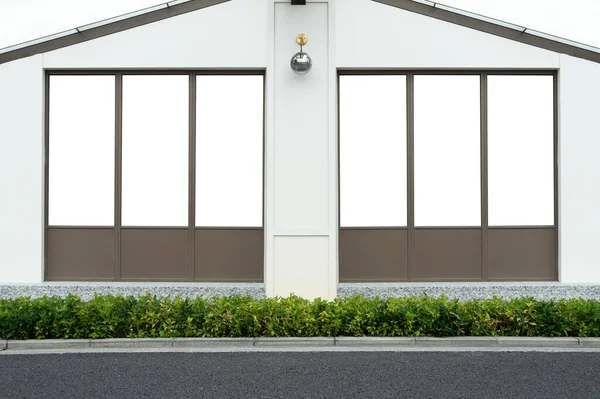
[1, 294, 600, 340]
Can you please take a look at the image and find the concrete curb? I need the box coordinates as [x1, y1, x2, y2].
[173, 338, 254, 348]
[2, 337, 597, 351]
[578, 338, 600, 348]
[255, 337, 334, 347]
[415, 337, 499, 347]
[335, 337, 415, 346]
[495, 337, 579, 347]
[89, 338, 173, 349]
[8, 339, 91, 350]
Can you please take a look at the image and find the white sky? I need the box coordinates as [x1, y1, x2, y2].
[0, 0, 599, 49]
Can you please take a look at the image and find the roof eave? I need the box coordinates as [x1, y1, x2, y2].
[0, 0, 229, 65]
[374, 0, 600, 65]
[2, 0, 599, 66]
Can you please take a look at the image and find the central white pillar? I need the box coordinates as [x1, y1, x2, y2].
[265, 0, 337, 300]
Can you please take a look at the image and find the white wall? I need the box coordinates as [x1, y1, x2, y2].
[336, 0, 559, 69]
[559, 54, 600, 283]
[43, 0, 267, 68]
[0, 0, 597, 291]
[266, 1, 337, 300]
[0, 55, 44, 283]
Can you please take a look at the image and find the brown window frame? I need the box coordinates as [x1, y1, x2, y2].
[44, 69, 266, 282]
[338, 70, 559, 282]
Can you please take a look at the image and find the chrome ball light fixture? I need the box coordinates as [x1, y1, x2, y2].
[290, 33, 312, 75]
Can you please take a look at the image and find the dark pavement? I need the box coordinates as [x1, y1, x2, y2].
[0, 351, 599, 398]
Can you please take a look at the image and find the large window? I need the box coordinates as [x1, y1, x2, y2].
[414, 75, 481, 226]
[196, 75, 264, 227]
[487, 75, 554, 226]
[339, 72, 556, 282]
[122, 75, 189, 227]
[340, 75, 407, 227]
[48, 75, 115, 226]
[46, 72, 264, 282]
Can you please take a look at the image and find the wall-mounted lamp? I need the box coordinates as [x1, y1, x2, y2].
[290, 33, 312, 75]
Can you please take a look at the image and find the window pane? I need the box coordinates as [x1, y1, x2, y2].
[195, 75, 264, 227]
[414, 75, 481, 226]
[488, 75, 554, 226]
[340, 75, 408, 227]
[49, 75, 115, 226]
[121, 75, 188, 226]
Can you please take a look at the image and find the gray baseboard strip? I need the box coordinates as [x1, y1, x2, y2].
[338, 283, 600, 300]
[0, 283, 266, 300]
[3, 282, 600, 301]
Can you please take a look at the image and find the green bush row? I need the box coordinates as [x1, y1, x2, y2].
[1, 294, 600, 340]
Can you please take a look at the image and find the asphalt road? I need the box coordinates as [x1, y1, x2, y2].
[1, 351, 599, 398]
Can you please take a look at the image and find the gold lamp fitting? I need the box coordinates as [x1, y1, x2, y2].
[296, 33, 308, 47]
[291, 33, 312, 75]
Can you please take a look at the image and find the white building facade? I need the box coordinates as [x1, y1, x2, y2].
[1, 0, 600, 300]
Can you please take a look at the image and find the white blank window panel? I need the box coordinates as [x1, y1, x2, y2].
[488, 75, 554, 226]
[121, 75, 189, 226]
[414, 75, 481, 226]
[49, 75, 115, 226]
[340, 75, 407, 227]
[195, 75, 263, 227]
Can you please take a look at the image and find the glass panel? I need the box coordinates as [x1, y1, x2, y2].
[121, 75, 188, 226]
[340, 75, 408, 227]
[48, 75, 115, 226]
[488, 75, 554, 226]
[414, 75, 481, 226]
[195, 75, 264, 227]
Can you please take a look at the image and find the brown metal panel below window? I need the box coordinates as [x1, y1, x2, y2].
[414, 229, 482, 281]
[47, 228, 114, 281]
[488, 228, 557, 281]
[195, 229, 264, 282]
[340, 229, 408, 282]
[121, 229, 189, 280]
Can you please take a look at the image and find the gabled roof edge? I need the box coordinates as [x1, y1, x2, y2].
[2, 0, 598, 67]
[0, 0, 230, 66]
[374, 0, 600, 65]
